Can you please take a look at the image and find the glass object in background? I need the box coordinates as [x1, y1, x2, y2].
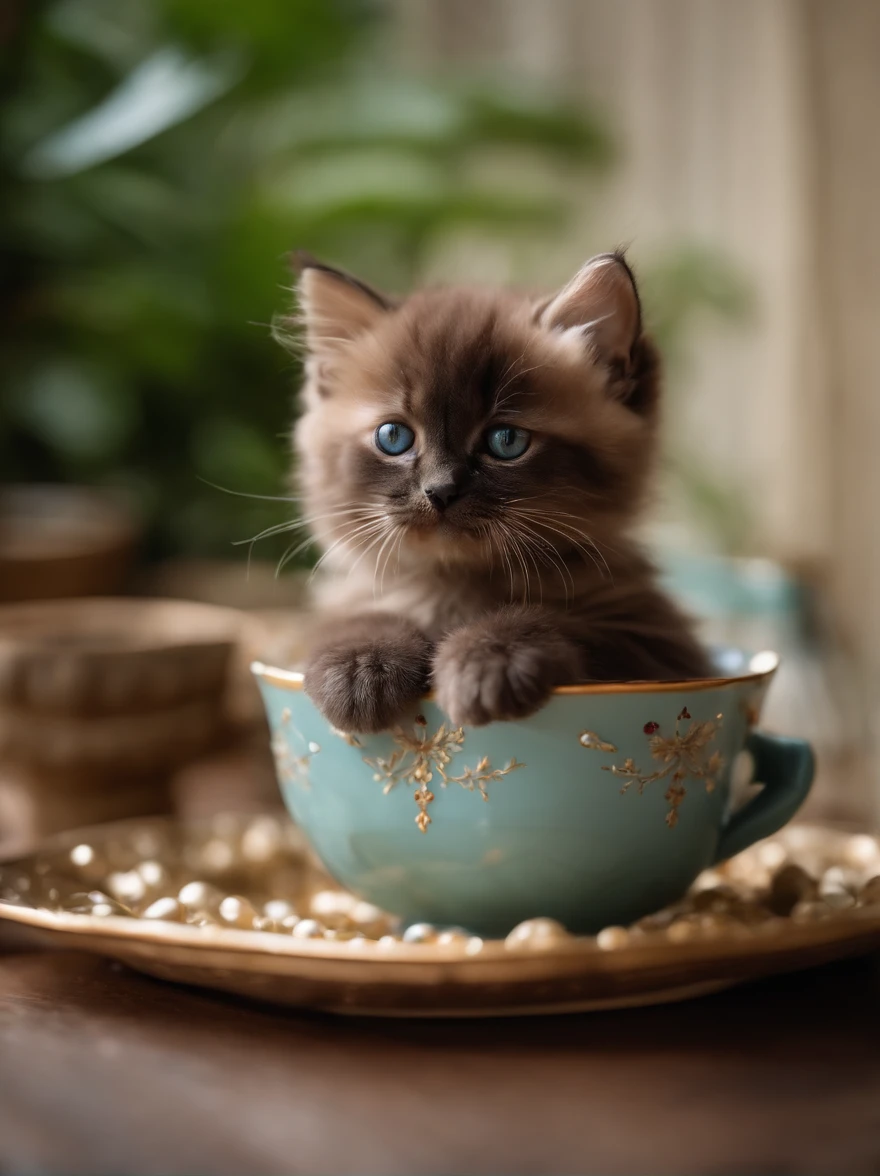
[657, 551, 867, 824]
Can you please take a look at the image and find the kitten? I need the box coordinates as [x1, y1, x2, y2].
[285, 250, 711, 733]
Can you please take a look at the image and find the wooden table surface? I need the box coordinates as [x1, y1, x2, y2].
[2, 943, 879, 1175]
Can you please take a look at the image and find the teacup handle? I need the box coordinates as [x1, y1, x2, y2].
[713, 731, 815, 864]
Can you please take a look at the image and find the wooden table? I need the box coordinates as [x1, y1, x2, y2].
[2, 944, 879, 1175]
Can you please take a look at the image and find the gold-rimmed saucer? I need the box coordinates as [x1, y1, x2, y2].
[1, 815, 879, 1016]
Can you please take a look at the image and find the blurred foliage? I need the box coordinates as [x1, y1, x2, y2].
[640, 246, 755, 553]
[0, 0, 749, 565]
[640, 246, 753, 373]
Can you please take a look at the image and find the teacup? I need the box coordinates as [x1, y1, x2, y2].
[252, 649, 813, 936]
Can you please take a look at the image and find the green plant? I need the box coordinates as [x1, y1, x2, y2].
[0, 0, 613, 562]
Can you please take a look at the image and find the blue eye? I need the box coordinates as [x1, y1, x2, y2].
[486, 426, 530, 460]
[375, 422, 415, 456]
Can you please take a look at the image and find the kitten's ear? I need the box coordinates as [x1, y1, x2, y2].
[292, 251, 393, 353]
[538, 252, 642, 387]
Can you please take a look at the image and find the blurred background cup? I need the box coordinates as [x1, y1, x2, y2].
[1, 0, 876, 841]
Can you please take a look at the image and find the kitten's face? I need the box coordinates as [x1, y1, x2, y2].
[291, 254, 661, 573]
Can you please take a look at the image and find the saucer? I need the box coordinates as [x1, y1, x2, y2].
[1, 814, 879, 1016]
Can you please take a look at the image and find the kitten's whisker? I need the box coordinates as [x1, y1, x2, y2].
[275, 514, 379, 577]
[526, 513, 615, 584]
[493, 362, 547, 406]
[515, 521, 561, 603]
[511, 508, 602, 577]
[346, 525, 392, 583]
[493, 348, 542, 406]
[515, 510, 614, 584]
[380, 528, 401, 596]
[518, 529, 545, 605]
[234, 506, 375, 548]
[394, 526, 405, 575]
[235, 520, 300, 547]
[495, 346, 528, 391]
[275, 536, 318, 578]
[198, 477, 304, 505]
[342, 520, 394, 579]
[514, 507, 598, 547]
[485, 520, 515, 603]
[276, 515, 376, 578]
[582, 536, 614, 584]
[515, 533, 535, 606]
[307, 517, 389, 583]
[497, 517, 532, 605]
[517, 518, 600, 574]
[319, 516, 388, 561]
[373, 525, 399, 599]
[514, 517, 574, 602]
[503, 514, 547, 603]
[518, 504, 607, 530]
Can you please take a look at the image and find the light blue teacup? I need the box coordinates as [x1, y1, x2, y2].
[252, 649, 813, 936]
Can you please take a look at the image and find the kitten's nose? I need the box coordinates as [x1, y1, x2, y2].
[424, 481, 459, 512]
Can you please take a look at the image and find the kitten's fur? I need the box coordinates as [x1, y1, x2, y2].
[286, 250, 710, 733]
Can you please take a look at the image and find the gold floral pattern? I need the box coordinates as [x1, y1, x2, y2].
[601, 708, 724, 828]
[331, 728, 363, 748]
[579, 730, 618, 752]
[271, 709, 319, 791]
[364, 717, 524, 833]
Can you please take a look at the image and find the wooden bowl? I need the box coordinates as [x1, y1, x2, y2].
[0, 598, 247, 848]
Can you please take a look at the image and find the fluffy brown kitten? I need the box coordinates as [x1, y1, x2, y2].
[286, 250, 710, 733]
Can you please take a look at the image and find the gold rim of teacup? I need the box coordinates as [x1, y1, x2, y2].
[250, 649, 780, 696]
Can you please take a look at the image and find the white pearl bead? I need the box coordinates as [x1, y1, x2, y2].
[70, 844, 94, 867]
[263, 899, 296, 922]
[291, 918, 324, 938]
[178, 880, 222, 909]
[436, 929, 468, 947]
[596, 926, 630, 951]
[199, 838, 234, 872]
[820, 889, 855, 911]
[402, 923, 437, 944]
[107, 870, 147, 904]
[142, 896, 185, 922]
[349, 901, 388, 931]
[218, 895, 258, 929]
[756, 841, 788, 870]
[845, 834, 880, 869]
[504, 918, 568, 950]
[241, 819, 284, 863]
[138, 861, 166, 888]
[666, 918, 700, 943]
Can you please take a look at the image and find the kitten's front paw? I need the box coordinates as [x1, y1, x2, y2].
[304, 623, 432, 734]
[433, 610, 580, 727]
